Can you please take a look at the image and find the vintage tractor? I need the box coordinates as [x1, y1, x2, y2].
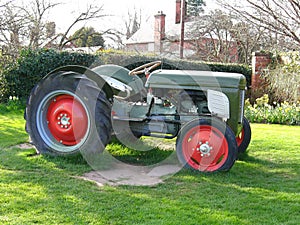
[25, 61, 251, 172]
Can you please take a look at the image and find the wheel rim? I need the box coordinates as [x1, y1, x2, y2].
[36, 91, 90, 153]
[181, 125, 229, 172]
[236, 128, 245, 147]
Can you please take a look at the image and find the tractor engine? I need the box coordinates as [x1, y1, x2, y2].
[151, 88, 210, 115]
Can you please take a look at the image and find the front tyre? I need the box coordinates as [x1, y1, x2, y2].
[176, 118, 238, 172]
[25, 72, 112, 156]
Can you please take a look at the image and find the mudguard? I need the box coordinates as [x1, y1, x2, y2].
[44, 65, 114, 101]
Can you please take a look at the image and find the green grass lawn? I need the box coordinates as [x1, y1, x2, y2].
[0, 109, 299, 225]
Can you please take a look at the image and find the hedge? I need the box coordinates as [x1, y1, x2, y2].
[0, 48, 251, 102]
[97, 50, 252, 86]
[0, 48, 98, 102]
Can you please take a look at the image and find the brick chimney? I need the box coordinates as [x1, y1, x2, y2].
[154, 11, 166, 53]
[175, 0, 187, 24]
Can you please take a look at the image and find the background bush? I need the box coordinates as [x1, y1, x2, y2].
[261, 52, 300, 104]
[0, 48, 251, 103]
[0, 48, 98, 102]
[98, 50, 252, 86]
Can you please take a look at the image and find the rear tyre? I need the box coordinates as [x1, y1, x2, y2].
[25, 72, 112, 156]
[236, 117, 251, 154]
[176, 118, 238, 172]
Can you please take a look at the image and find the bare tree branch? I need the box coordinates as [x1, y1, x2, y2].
[216, 0, 300, 46]
[58, 4, 107, 49]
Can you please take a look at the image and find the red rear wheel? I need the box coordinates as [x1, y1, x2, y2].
[26, 72, 112, 156]
[46, 94, 88, 146]
[35, 90, 91, 153]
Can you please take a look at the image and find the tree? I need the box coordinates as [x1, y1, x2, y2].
[57, 4, 107, 49]
[0, 0, 59, 55]
[25, 0, 60, 48]
[187, 10, 237, 63]
[124, 8, 141, 40]
[186, 0, 206, 17]
[69, 27, 105, 48]
[216, 0, 300, 48]
[230, 21, 266, 64]
[0, 0, 109, 52]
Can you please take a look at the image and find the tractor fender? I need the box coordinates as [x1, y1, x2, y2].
[44, 65, 114, 101]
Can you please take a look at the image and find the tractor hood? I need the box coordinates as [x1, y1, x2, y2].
[145, 70, 246, 90]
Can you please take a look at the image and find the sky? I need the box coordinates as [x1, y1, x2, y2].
[46, 0, 219, 35]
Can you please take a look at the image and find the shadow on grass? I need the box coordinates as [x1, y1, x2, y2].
[0, 143, 299, 224]
[106, 137, 175, 166]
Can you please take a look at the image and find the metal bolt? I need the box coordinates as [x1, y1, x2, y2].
[58, 122, 61, 125]
[60, 114, 63, 117]
[61, 125, 64, 128]
[58, 117, 61, 120]
[53, 99, 56, 102]
[60, 140, 63, 143]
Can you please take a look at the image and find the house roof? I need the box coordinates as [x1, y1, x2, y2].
[124, 15, 234, 45]
[124, 18, 195, 44]
[125, 22, 155, 44]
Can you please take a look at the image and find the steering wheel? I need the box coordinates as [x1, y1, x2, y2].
[128, 61, 162, 76]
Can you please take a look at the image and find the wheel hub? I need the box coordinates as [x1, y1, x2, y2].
[197, 141, 213, 157]
[58, 114, 71, 128]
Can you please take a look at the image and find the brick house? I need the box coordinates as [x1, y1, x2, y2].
[124, 0, 239, 62]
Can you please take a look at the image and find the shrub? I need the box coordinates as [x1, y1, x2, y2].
[1, 48, 252, 102]
[245, 94, 300, 125]
[1, 48, 98, 102]
[261, 52, 300, 104]
[97, 50, 252, 87]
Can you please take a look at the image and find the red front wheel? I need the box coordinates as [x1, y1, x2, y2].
[176, 118, 238, 172]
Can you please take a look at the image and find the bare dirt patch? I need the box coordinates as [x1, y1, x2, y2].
[80, 164, 181, 187]
[13, 143, 35, 150]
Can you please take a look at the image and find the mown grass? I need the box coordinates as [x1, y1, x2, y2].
[0, 107, 299, 225]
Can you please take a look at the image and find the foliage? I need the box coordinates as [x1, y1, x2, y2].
[0, 48, 98, 102]
[70, 27, 105, 47]
[1, 109, 300, 224]
[0, 97, 25, 115]
[245, 94, 300, 125]
[97, 50, 252, 86]
[0, 48, 251, 103]
[261, 52, 300, 104]
[186, 0, 206, 17]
